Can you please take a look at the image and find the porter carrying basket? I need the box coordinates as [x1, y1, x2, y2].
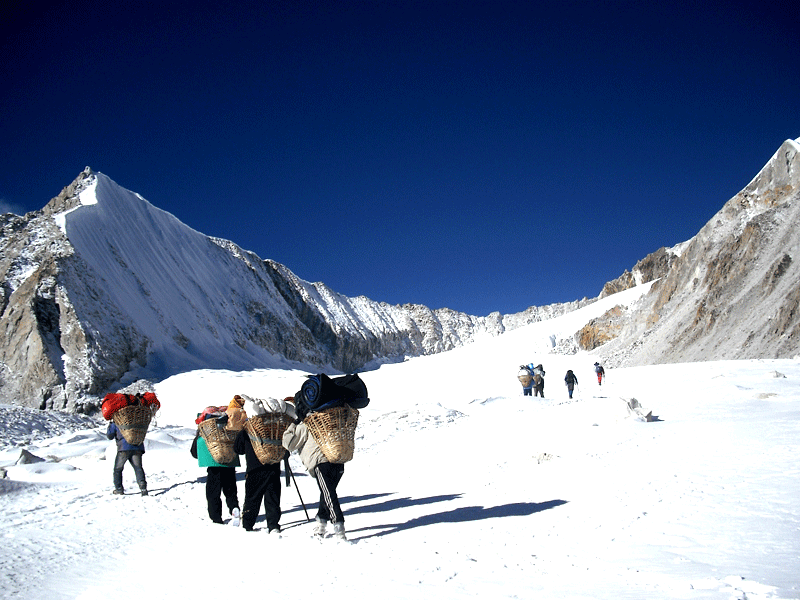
[244, 412, 294, 464]
[517, 371, 532, 387]
[304, 405, 359, 463]
[198, 417, 238, 464]
[112, 404, 157, 445]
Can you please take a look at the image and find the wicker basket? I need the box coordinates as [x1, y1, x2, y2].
[304, 405, 359, 463]
[198, 417, 238, 464]
[244, 413, 293, 464]
[112, 404, 156, 445]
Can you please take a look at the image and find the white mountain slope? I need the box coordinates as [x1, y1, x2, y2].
[0, 169, 591, 409]
[1, 141, 799, 598]
[61, 172, 306, 373]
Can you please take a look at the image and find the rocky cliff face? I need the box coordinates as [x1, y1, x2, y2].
[0, 170, 151, 411]
[598, 138, 800, 366]
[263, 257, 594, 370]
[599, 244, 683, 298]
[575, 243, 685, 352]
[0, 169, 591, 411]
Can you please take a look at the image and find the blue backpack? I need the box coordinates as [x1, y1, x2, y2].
[295, 373, 370, 420]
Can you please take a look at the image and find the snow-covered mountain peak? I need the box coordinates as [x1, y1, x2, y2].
[1, 170, 596, 410]
[738, 137, 800, 210]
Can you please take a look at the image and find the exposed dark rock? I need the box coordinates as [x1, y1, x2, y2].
[600, 246, 678, 298]
[576, 305, 627, 351]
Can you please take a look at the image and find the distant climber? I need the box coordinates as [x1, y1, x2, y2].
[564, 369, 578, 399]
[594, 362, 605, 386]
[518, 365, 534, 396]
[533, 364, 545, 398]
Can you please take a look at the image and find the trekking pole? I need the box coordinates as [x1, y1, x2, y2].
[284, 455, 310, 521]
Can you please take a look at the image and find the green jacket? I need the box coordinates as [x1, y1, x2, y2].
[191, 433, 240, 468]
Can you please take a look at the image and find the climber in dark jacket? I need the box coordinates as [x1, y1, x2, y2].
[107, 422, 147, 496]
[233, 428, 283, 534]
[564, 369, 578, 399]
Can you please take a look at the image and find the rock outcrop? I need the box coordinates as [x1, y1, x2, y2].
[599, 138, 800, 366]
[599, 245, 682, 298]
[576, 305, 628, 351]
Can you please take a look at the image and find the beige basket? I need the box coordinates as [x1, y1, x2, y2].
[198, 417, 238, 464]
[517, 373, 532, 387]
[304, 405, 359, 463]
[244, 413, 293, 464]
[112, 404, 157, 445]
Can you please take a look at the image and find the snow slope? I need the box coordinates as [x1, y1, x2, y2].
[0, 285, 798, 599]
[61, 173, 302, 374]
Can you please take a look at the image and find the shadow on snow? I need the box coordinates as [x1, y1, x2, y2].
[321, 493, 567, 539]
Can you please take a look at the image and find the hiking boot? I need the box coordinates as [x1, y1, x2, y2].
[140, 488, 148, 496]
[312, 517, 327, 537]
[269, 526, 282, 536]
[230, 507, 241, 527]
[113, 488, 124, 495]
[332, 521, 347, 541]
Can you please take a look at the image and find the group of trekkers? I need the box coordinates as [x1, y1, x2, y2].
[518, 363, 546, 397]
[106, 373, 370, 542]
[517, 362, 605, 399]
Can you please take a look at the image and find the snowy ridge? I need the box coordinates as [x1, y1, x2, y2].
[1, 141, 799, 598]
[64, 174, 289, 371]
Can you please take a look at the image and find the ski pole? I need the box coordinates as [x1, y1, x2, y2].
[284, 456, 310, 521]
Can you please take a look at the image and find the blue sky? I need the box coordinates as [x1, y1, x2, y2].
[2, 1, 798, 316]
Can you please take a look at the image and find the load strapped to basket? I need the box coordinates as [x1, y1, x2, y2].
[102, 392, 161, 445]
[295, 373, 369, 463]
[517, 365, 533, 388]
[244, 412, 293, 464]
[198, 413, 238, 464]
[225, 395, 247, 432]
[295, 373, 370, 419]
[240, 395, 296, 464]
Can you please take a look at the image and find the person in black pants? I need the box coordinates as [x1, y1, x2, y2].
[564, 369, 579, 399]
[190, 431, 240, 524]
[233, 428, 283, 533]
[106, 422, 148, 496]
[283, 420, 348, 540]
[315, 462, 345, 524]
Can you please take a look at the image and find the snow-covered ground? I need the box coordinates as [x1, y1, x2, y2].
[1, 293, 798, 599]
